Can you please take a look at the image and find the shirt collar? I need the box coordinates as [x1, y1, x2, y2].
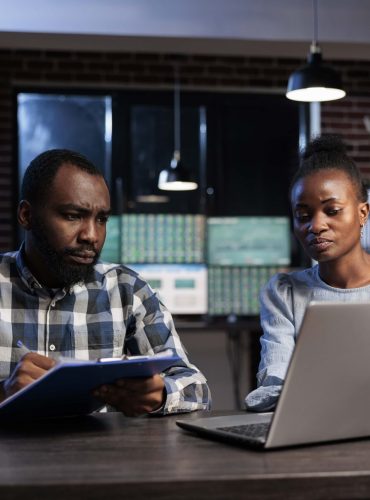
[15, 243, 68, 296]
[16, 242, 43, 291]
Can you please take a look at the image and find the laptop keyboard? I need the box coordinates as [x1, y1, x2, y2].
[217, 422, 270, 443]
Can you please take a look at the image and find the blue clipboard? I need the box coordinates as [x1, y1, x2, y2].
[0, 352, 182, 421]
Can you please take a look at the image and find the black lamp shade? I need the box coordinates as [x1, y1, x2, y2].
[158, 152, 198, 191]
[287, 51, 346, 102]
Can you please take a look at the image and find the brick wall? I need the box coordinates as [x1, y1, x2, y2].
[0, 49, 369, 251]
[321, 97, 370, 174]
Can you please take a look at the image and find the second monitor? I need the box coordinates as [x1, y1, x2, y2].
[207, 216, 291, 266]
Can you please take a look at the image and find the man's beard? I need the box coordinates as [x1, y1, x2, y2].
[31, 219, 100, 288]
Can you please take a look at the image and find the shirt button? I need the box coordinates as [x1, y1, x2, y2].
[49, 344, 56, 351]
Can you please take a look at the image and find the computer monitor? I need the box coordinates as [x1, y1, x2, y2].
[100, 213, 206, 265]
[208, 265, 288, 316]
[121, 214, 206, 264]
[100, 215, 121, 263]
[207, 216, 291, 266]
[130, 264, 207, 315]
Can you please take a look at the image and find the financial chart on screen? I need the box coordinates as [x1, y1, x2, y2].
[100, 214, 206, 264]
[130, 264, 207, 315]
[100, 214, 293, 317]
[207, 216, 291, 266]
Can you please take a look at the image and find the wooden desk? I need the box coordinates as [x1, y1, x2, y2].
[2, 411, 370, 500]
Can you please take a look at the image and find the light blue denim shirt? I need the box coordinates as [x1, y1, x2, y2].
[245, 265, 370, 412]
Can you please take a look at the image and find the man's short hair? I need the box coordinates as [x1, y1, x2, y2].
[21, 149, 105, 206]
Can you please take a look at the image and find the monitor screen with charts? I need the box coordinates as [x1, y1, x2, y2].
[207, 216, 291, 266]
[100, 214, 206, 265]
[130, 264, 207, 315]
[207, 265, 288, 316]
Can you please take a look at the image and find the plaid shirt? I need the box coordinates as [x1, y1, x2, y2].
[0, 245, 211, 414]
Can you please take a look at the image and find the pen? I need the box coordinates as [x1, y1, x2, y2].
[16, 340, 31, 357]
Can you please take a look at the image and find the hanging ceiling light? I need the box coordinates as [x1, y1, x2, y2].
[286, 0, 346, 102]
[158, 69, 198, 191]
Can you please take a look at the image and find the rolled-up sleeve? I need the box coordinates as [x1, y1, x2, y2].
[124, 276, 211, 414]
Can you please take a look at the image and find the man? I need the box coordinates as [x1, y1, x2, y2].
[0, 149, 211, 416]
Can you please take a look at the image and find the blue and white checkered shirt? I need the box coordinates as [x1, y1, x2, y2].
[0, 245, 211, 414]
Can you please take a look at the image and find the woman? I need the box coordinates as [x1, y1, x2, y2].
[245, 134, 370, 412]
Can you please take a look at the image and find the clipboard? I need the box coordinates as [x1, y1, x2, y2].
[0, 351, 182, 421]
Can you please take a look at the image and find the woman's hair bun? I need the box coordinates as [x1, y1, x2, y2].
[302, 134, 347, 160]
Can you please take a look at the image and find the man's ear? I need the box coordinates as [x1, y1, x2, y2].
[17, 200, 33, 230]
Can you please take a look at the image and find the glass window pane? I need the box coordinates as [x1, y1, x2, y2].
[129, 105, 202, 213]
[17, 93, 112, 194]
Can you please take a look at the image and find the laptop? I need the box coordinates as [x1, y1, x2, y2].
[177, 301, 370, 449]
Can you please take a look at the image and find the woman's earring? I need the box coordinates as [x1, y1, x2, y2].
[361, 224, 364, 238]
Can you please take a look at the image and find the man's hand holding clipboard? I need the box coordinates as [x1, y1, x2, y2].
[0, 346, 182, 421]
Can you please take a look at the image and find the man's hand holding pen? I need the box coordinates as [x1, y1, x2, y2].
[3, 342, 56, 399]
[3, 341, 167, 416]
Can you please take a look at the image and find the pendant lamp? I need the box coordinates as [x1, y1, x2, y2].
[286, 0, 346, 102]
[158, 70, 198, 191]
